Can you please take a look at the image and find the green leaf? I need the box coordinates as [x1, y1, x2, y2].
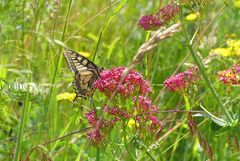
[211, 120, 224, 131]
[212, 124, 230, 136]
[53, 39, 68, 48]
[199, 104, 228, 127]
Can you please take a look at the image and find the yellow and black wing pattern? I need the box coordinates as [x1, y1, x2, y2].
[63, 50, 103, 100]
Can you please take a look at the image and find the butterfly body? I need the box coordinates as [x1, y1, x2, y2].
[63, 50, 103, 100]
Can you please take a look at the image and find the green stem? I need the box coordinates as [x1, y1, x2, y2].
[150, 46, 161, 84]
[46, 0, 73, 110]
[14, 84, 31, 161]
[169, 126, 184, 161]
[146, 151, 156, 161]
[122, 121, 135, 161]
[96, 148, 100, 161]
[21, 0, 26, 50]
[180, 6, 233, 123]
[183, 95, 190, 111]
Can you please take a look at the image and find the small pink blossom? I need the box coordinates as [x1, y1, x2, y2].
[94, 67, 151, 98]
[150, 105, 158, 114]
[87, 128, 105, 145]
[133, 96, 159, 115]
[157, 2, 180, 22]
[138, 15, 164, 30]
[106, 117, 120, 128]
[85, 110, 98, 126]
[148, 116, 162, 126]
[233, 64, 240, 73]
[164, 66, 199, 93]
[103, 106, 131, 118]
[132, 96, 162, 133]
[133, 96, 151, 111]
[147, 116, 164, 132]
[85, 110, 118, 145]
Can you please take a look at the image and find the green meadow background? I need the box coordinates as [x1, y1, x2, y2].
[0, 0, 240, 160]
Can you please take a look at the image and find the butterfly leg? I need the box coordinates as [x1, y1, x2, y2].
[73, 94, 77, 102]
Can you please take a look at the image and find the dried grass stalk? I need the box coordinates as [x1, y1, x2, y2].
[121, 23, 181, 82]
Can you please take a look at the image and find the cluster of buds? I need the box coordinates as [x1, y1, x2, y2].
[218, 64, 240, 85]
[138, 2, 180, 30]
[163, 66, 200, 94]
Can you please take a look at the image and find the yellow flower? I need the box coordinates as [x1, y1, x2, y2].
[211, 39, 240, 57]
[230, 33, 237, 38]
[233, 0, 240, 8]
[235, 48, 240, 56]
[225, 33, 237, 39]
[57, 92, 76, 102]
[226, 39, 240, 56]
[227, 39, 240, 48]
[186, 13, 198, 21]
[127, 118, 138, 128]
[211, 48, 232, 57]
[78, 51, 91, 57]
[226, 72, 234, 78]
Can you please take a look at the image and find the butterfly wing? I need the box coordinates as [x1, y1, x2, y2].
[63, 50, 100, 76]
[73, 71, 98, 99]
[63, 50, 102, 99]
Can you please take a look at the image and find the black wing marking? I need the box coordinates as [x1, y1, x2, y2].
[63, 50, 100, 76]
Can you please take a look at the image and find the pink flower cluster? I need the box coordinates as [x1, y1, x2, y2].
[85, 95, 163, 144]
[86, 67, 163, 145]
[147, 115, 163, 132]
[94, 67, 151, 98]
[85, 110, 98, 126]
[218, 64, 240, 85]
[164, 66, 199, 93]
[133, 96, 158, 115]
[138, 15, 163, 31]
[85, 110, 118, 145]
[138, 2, 180, 30]
[133, 96, 163, 133]
[157, 2, 180, 23]
[101, 96, 163, 134]
[87, 128, 105, 145]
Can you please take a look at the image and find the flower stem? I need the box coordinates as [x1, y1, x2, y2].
[180, 6, 233, 123]
[14, 81, 31, 161]
[96, 148, 100, 161]
[150, 46, 161, 84]
[122, 121, 136, 160]
[183, 95, 190, 111]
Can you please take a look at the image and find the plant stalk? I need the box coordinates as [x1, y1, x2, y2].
[180, 6, 233, 123]
[13, 86, 31, 161]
